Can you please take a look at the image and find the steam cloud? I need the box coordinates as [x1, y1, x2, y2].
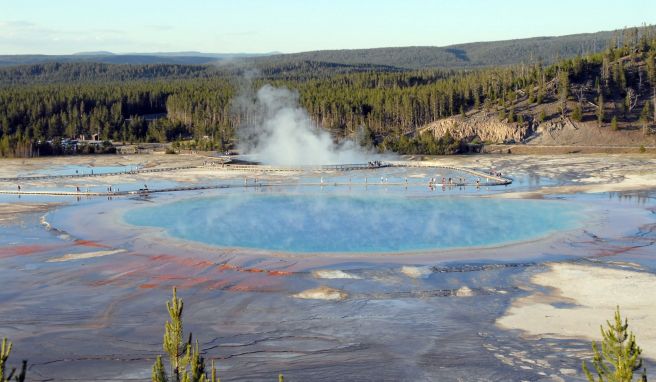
[236, 85, 371, 166]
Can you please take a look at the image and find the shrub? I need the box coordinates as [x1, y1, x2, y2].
[611, 116, 619, 131]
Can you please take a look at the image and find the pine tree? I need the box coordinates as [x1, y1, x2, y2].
[152, 356, 167, 382]
[572, 105, 583, 122]
[152, 288, 219, 382]
[0, 338, 26, 382]
[598, 93, 605, 126]
[582, 307, 647, 382]
[164, 287, 189, 379]
[559, 69, 570, 117]
[611, 116, 619, 131]
[641, 102, 651, 135]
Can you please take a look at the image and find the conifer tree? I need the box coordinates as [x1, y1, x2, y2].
[640, 101, 651, 135]
[152, 288, 219, 382]
[582, 307, 647, 382]
[559, 69, 570, 117]
[572, 105, 583, 122]
[0, 338, 26, 382]
[598, 93, 605, 126]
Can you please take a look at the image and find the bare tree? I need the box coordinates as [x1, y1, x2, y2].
[626, 88, 639, 113]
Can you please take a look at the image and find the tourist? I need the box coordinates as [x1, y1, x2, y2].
[17, 185, 21, 192]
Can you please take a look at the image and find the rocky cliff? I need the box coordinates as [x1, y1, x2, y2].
[419, 112, 532, 143]
[420, 110, 656, 147]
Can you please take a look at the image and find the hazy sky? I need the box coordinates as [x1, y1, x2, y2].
[1, 0, 655, 54]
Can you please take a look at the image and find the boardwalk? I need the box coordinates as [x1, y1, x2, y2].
[386, 161, 512, 185]
[0, 165, 200, 183]
[223, 163, 390, 172]
[0, 161, 511, 197]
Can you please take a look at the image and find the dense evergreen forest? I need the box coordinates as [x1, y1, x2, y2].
[0, 27, 655, 157]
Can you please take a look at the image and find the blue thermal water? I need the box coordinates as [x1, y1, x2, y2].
[124, 194, 584, 253]
[29, 164, 141, 176]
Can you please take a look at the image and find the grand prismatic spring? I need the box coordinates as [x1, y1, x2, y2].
[1, 153, 655, 381]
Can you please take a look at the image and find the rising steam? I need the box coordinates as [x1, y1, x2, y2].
[236, 85, 371, 166]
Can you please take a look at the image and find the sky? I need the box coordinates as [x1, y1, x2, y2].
[1, 0, 655, 55]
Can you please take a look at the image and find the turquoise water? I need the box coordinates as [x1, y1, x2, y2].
[29, 164, 140, 176]
[124, 194, 584, 253]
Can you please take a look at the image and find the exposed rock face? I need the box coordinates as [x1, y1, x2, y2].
[526, 117, 656, 146]
[419, 112, 532, 143]
[421, 111, 656, 147]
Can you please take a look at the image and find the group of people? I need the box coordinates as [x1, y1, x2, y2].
[203, 161, 225, 167]
[367, 160, 384, 168]
[427, 176, 482, 190]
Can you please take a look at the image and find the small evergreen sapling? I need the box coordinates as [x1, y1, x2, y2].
[582, 307, 647, 382]
[152, 288, 219, 382]
[0, 338, 26, 382]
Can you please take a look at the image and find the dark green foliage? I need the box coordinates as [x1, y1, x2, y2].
[582, 307, 647, 382]
[0, 63, 217, 86]
[381, 130, 462, 155]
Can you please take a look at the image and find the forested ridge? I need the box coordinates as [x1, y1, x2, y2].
[0, 27, 628, 69]
[1, 27, 655, 157]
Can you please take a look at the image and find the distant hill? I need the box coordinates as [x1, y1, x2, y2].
[0, 28, 627, 69]
[0, 52, 276, 67]
[251, 31, 618, 69]
[73, 51, 115, 56]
